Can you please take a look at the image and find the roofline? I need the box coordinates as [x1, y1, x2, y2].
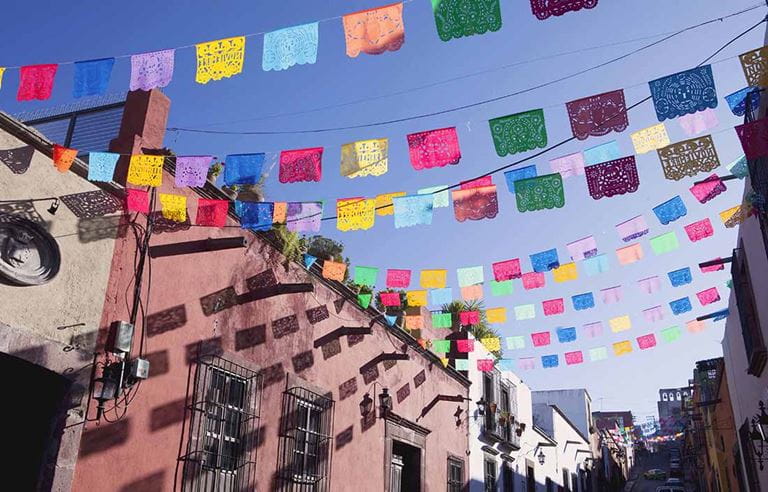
[551, 404, 591, 444]
[533, 425, 557, 445]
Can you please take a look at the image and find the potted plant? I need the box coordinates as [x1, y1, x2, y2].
[488, 402, 497, 414]
[498, 411, 510, 425]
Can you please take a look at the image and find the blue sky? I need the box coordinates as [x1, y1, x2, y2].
[1, 0, 765, 420]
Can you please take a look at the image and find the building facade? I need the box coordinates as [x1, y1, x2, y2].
[657, 386, 692, 436]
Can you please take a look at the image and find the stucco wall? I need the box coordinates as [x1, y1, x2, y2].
[532, 389, 592, 439]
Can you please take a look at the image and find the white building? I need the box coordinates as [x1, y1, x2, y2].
[532, 403, 592, 491]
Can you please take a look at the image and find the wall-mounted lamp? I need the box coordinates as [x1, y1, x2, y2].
[537, 449, 546, 466]
[750, 400, 768, 470]
[47, 198, 60, 215]
[359, 393, 374, 417]
[454, 406, 463, 426]
[379, 388, 393, 418]
[476, 398, 487, 415]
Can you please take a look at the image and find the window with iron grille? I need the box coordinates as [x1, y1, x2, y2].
[447, 457, 464, 492]
[180, 355, 262, 491]
[484, 459, 497, 492]
[276, 386, 334, 491]
[500, 384, 512, 443]
[732, 245, 767, 376]
[483, 373, 497, 435]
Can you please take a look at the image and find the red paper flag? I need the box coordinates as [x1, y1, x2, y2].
[492, 259, 522, 281]
[126, 189, 150, 213]
[531, 331, 551, 347]
[459, 311, 480, 325]
[18, 64, 58, 101]
[542, 298, 565, 316]
[380, 292, 401, 307]
[407, 127, 461, 170]
[457, 339, 474, 353]
[52, 144, 77, 172]
[196, 199, 229, 227]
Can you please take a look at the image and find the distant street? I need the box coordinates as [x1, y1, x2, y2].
[631, 452, 672, 492]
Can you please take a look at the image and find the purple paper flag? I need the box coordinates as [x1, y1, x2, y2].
[286, 202, 323, 232]
[566, 236, 598, 261]
[677, 108, 719, 136]
[130, 49, 175, 91]
[175, 156, 213, 187]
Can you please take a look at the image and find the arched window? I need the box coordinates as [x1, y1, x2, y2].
[663, 393, 668, 401]
[677, 392, 681, 401]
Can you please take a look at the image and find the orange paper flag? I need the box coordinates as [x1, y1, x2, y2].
[343, 3, 405, 58]
[52, 144, 77, 172]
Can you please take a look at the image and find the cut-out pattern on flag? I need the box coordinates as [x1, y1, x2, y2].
[550, 152, 585, 178]
[407, 127, 461, 170]
[407, 290, 428, 307]
[263, 23, 319, 71]
[687, 320, 707, 333]
[489, 109, 547, 156]
[522, 272, 545, 290]
[565, 351, 584, 365]
[643, 306, 664, 323]
[418, 185, 450, 208]
[583, 254, 610, 276]
[631, 123, 670, 154]
[431, 0, 502, 41]
[236, 201, 274, 231]
[481, 336, 501, 352]
[584, 140, 621, 165]
[197, 199, 229, 227]
[697, 287, 720, 306]
[18, 64, 58, 101]
[572, 292, 595, 311]
[279, 148, 323, 183]
[530, 249, 559, 272]
[720, 203, 753, 228]
[127, 155, 164, 187]
[613, 340, 633, 356]
[195, 37, 246, 84]
[530, 0, 599, 21]
[542, 354, 559, 368]
[669, 297, 692, 315]
[515, 304, 536, 320]
[736, 118, 768, 160]
[73, 58, 114, 98]
[493, 259, 521, 281]
[420, 269, 447, 289]
[127, 189, 150, 213]
[486, 307, 507, 324]
[225, 153, 265, 186]
[393, 194, 434, 228]
[515, 173, 565, 212]
[650, 232, 679, 255]
[354, 266, 379, 287]
[609, 315, 631, 333]
[341, 139, 388, 178]
[159, 193, 187, 223]
[386, 269, 411, 288]
[374, 192, 406, 216]
[653, 196, 687, 225]
[657, 135, 720, 181]
[405, 315, 424, 330]
[616, 243, 643, 266]
[532, 331, 551, 347]
[590, 347, 608, 361]
[322, 260, 347, 282]
[668, 267, 693, 287]
[660, 326, 681, 343]
[700, 259, 724, 274]
[638, 276, 661, 294]
[567, 236, 597, 261]
[380, 292, 401, 307]
[503, 165, 538, 193]
[175, 156, 212, 187]
[685, 218, 714, 242]
[461, 284, 483, 300]
[460, 175, 493, 189]
[343, 3, 405, 58]
[690, 174, 726, 204]
[337, 198, 376, 231]
[453, 185, 499, 222]
[430, 288, 453, 305]
[585, 156, 639, 200]
[457, 339, 474, 353]
[557, 327, 577, 343]
[553, 262, 578, 283]
[678, 108, 719, 137]
[740, 46, 768, 88]
[725, 87, 761, 117]
[583, 322, 603, 338]
[52, 145, 77, 173]
[601, 286, 622, 304]
[507, 336, 526, 350]
[490, 280, 513, 296]
[566, 89, 628, 140]
[457, 266, 484, 287]
[649, 65, 718, 121]
[454, 359, 469, 370]
[432, 312, 452, 328]
[130, 50, 174, 90]
[543, 298, 564, 316]
[616, 215, 649, 242]
[286, 202, 323, 233]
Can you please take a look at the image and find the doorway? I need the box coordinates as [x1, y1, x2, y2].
[390, 440, 421, 492]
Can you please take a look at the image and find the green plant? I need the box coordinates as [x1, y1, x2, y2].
[207, 161, 224, 181]
[274, 225, 306, 263]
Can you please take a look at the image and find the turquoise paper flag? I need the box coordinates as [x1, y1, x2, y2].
[385, 315, 397, 326]
[303, 254, 317, 268]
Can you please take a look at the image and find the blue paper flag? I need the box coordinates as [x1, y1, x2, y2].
[385, 315, 397, 326]
[497, 359, 515, 371]
[725, 87, 760, 117]
[87, 151, 120, 182]
[669, 297, 693, 315]
[649, 65, 718, 121]
[728, 155, 749, 179]
[236, 201, 274, 231]
[503, 165, 538, 193]
[73, 58, 115, 98]
[542, 354, 559, 368]
[712, 309, 729, 322]
[430, 288, 453, 306]
[530, 248, 560, 273]
[583, 140, 620, 165]
[653, 196, 687, 225]
[668, 267, 692, 287]
[556, 327, 577, 343]
[572, 292, 595, 311]
[393, 194, 434, 228]
[583, 254, 610, 276]
[263, 23, 319, 71]
[303, 254, 317, 268]
[225, 153, 265, 186]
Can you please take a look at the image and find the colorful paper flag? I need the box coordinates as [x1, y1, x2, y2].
[431, 0, 502, 41]
[130, 50, 174, 90]
[386, 269, 411, 288]
[553, 262, 578, 283]
[278, 148, 323, 184]
[457, 266, 484, 287]
[515, 304, 536, 320]
[532, 332, 551, 347]
[52, 144, 77, 173]
[583, 254, 610, 276]
[18, 64, 58, 101]
[565, 351, 584, 365]
[507, 336, 526, 350]
[341, 139, 388, 177]
[631, 123, 670, 154]
[736, 118, 768, 160]
[375, 192, 406, 216]
[615, 215, 648, 243]
[638, 276, 661, 294]
[195, 37, 246, 84]
[650, 232, 679, 255]
[159, 193, 187, 223]
[407, 127, 461, 170]
[583, 321, 603, 338]
[543, 298, 564, 316]
[613, 341, 633, 356]
[430, 288, 453, 306]
[700, 260, 724, 274]
[432, 312, 453, 328]
[459, 310, 480, 325]
[542, 354, 559, 368]
[481, 337, 501, 352]
[126, 189, 149, 213]
[649, 65, 718, 121]
[530, 249, 559, 272]
[600, 286, 623, 304]
[609, 315, 631, 333]
[322, 260, 346, 282]
[653, 196, 687, 225]
[407, 290, 428, 307]
[354, 266, 379, 287]
[337, 198, 376, 231]
[343, 3, 405, 57]
[393, 194, 434, 228]
[224, 153, 264, 186]
[419, 269, 447, 289]
[503, 165, 538, 193]
[739, 46, 768, 88]
[566, 236, 597, 261]
[572, 292, 595, 311]
[236, 201, 274, 231]
[689, 174, 726, 204]
[175, 155, 213, 188]
[725, 87, 761, 117]
[358, 293, 372, 309]
[557, 327, 577, 343]
[522, 272, 545, 290]
[492, 259, 521, 281]
[453, 185, 499, 222]
[685, 218, 714, 242]
[616, 243, 643, 266]
[686, 319, 707, 333]
[286, 202, 323, 233]
[457, 339, 474, 353]
[273, 202, 287, 224]
[669, 297, 692, 315]
[584, 140, 621, 165]
[127, 154, 163, 186]
[486, 307, 507, 324]
[380, 292, 401, 307]
[489, 109, 547, 156]
[668, 267, 693, 287]
[696, 287, 720, 306]
[514, 173, 565, 212]
[418, 185, 450, 208]
[566, 90, 628, 140]
[678, 108, 719, 137]
[660, 326, 682, 343]
[196, 199, 229, 227]
[549, 152, 585, 178]
[589, 347, 608, 361]
[585, 156, 639, 199]
[73, 58, 114, 98]
[405, 314, 424, 330]
[642, 306, 665, 323]
[460, 285, 483, 301]
[490, 280, 514, 296]
[262, 23, 319, 71]
[454, 359, 469, 371]
[657, 136, 720, 181]
[432, 339, 451, 353]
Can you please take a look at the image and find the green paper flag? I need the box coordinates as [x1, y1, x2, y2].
[650, 231, 679, 255]
[432, 312, 453, 328]
[354, 266, 379, 287]
[514, 304, 536, 320]
[515, 173, 565, 213]
[589, 347, 608, 361]
[454, 358, 470, 371]
[357, 293, 372, 309]
[506, 336, 525, 350]
[457, 265, 484, 287]
[432, 339, 451, 353]
[660, 326, 681, 343]
[726, 279, 733, 289]
[431, 0, 502, 42]
[490, 109, 547, 157]
[491, 280, 514, 296]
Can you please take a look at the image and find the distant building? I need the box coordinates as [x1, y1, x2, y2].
[657, 386, 692, 435]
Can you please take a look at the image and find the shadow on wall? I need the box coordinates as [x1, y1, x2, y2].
[0, 145, 34, 174]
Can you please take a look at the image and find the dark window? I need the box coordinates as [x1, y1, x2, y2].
[732, 245, 767, 376]
[571, 473, 578, 492]
[526, 464, 535, 492]
[447, 457, 464, 492]
[485, 459, 497, 492]
[500, 385, 512, 443]
[277, 386, 334, 491]
[483, 373, 497, 435]
[545, 477, 554, 492]
[503, 462, 514, 492]
[562, 468, 570, 492]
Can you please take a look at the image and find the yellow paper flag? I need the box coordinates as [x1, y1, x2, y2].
[481, 337, 501, 352]
[406, 290, 428, 307]
[486, 307, 507, 324]
[341, 139, 388, 178]
[613, 340, 633, 356]
[159, 193, 187, 222]
[375, 191, 406, 216]
[609, 315, 631, 333]
[552, 262, 578, 283]
[195, 36, 246, 84]
[719, 205, 741, 224]
[127, 155, 164, 187]
[420, 269, 447, 289]
[322, 260, 347, 282]
[0, 67, 5, 90]
[440, 357, 449, 367]
[337, 198, 376, 231]
[273, 202, 287, 224]
[630, 123, 670, 154]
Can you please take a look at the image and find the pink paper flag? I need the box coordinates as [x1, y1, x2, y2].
[522, 272, 545, 290]
[532, 331, 551, 347]
[407, 127, 461, 170]
[583, 322, 603, 338]
[637, 334, 657, 350]
[492, 259, 522, 281]
[478, 359, 495, 371]
[689, 174, 726, 204]
[17, 64, 58, 101]
[684, 218, 714, 242]
[616, 215, 649, 242]
[519, 358, 536, 370]
[638, 276, 661, 294]
[642, 306, 665, 323]
[459, 311, 480, 325]
[461, 285, 484, 301]
[696, 287, 721, 306]
[196, 199, 229, 227]
[600, 286, 623, 304]
[126, 189, 150, 213]
[565, 351, 584, 365]
[380, 292, 401, 307]
[566, 236, 598, 261]
[678, 108, 719, 136]
[550, 152, 585, 178]
[700, 258, 724, 273]
[279, 148, 323, 183]
[386, 269, 411, 288]
[457, 339, 475, 353]
[543, 298, 565, 316]
[460, 175, 493, 190]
